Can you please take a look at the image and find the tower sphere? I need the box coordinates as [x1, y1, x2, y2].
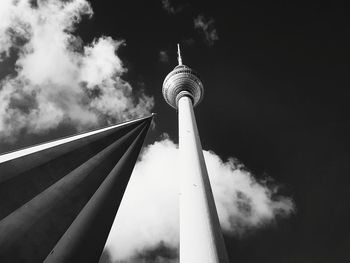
[162, 45, 204, 109]
[162, 64, 204, 109]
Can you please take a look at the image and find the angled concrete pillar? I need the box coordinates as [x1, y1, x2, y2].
[44, 122, 151, 263]
[0, 115, 153, 263]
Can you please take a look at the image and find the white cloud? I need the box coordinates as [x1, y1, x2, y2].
[0, 0, 154, 141]
[80, 38, 125, 88]
[205, 152, 294, 234]
[194, 15, 219, 46]
[104, 137, 294, 262]
[106, 138, 180, 262]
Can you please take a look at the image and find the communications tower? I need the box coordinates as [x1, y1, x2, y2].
[162, 45, 229, 263]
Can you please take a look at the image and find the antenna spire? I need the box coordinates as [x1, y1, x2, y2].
[177, 43, 183, 65]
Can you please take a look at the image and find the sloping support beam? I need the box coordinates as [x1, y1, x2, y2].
[0, 115, 153, 263]
[0, 116, 151, 220]
[0, 116, 150, 181]
[45, 119, 152, 263]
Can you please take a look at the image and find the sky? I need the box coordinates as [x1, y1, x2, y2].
[0, 0, 350, 262]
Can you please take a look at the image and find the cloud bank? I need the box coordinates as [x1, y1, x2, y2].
[0, 0, 153, 141]
[104, 137, 294, 262]
[194, 15, 219, 46]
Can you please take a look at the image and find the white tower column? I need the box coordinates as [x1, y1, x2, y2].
[162, 44, 229, 263]
[178, 95, 229, 263]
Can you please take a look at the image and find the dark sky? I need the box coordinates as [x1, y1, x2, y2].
[2, 0, 350, 262]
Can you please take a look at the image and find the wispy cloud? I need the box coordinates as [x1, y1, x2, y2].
[0, 0, 153, 141]
[194, 15, 219, 46]
[159, 50, 169, 63]
[104, 136, 295, 262]
[161, 0, 184, 15]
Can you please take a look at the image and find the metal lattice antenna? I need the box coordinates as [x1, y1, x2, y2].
[177, 43, 183, 65]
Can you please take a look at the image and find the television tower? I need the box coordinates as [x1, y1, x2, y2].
[162, 45, 229, 263]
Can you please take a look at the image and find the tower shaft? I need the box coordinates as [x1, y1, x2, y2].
[178, 96, 229, 263]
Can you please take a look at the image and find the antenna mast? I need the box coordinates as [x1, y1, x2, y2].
[177, 43, 183, 65]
